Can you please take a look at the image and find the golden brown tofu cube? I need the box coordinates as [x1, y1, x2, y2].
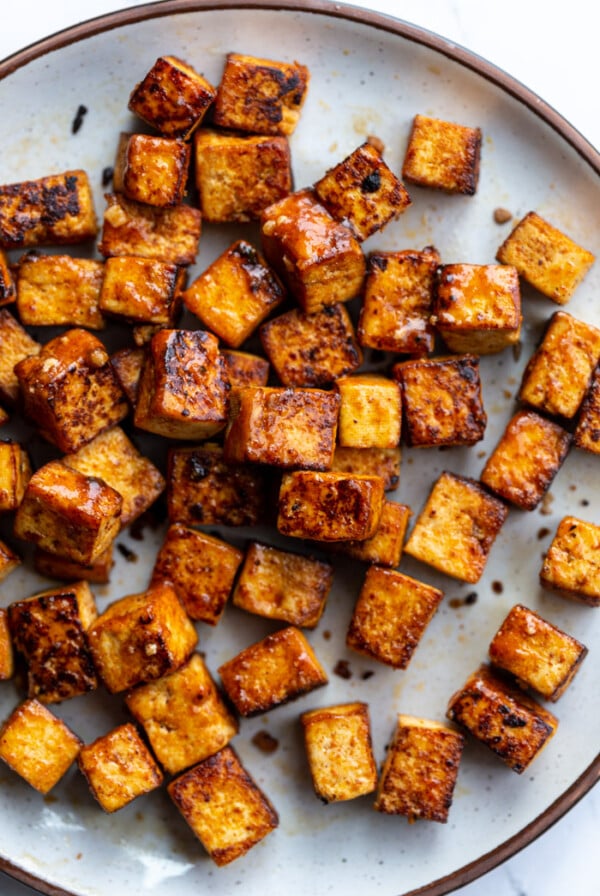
[8, 581, 98, 703]
[0, 609, 14, 680]
[0, 539, 20, 583]
[134, 329, 229, 439]
[330, 500, 411, 567]
[110, 345, 145, 405]
[232, 542, 333, 628]
[480, 409, 571, 511]
[447, 664, 558, 773]
[0, 249, 15, 306]
[404, 471, 508, 583]
[151, 523, 243, 625]
[301, 701, 377, 803]
[434, 263, 522, 354]
[214, 52, 309, 136]
[78, 722, 163, 812]
[331, 446, 401, 492]
[374, 715, 464, 822]
[357, 247, 439, 354]
[0, 309, 41, 406]
[128, 55, 216, 139]
[100, 256, 184, 325]
[168, 747, 278, 866]
[402, 114, 481, 195]
[16, 253, 105, 329]
[574, 365, 600, 453]
[540, 516, 600, 607]
[0, 441, 31, 513]
[194, 129, 292, 223]
[33, 544, 113, 585]
[277, 470, 384, 542]
[260, 303, 362, 387]
[221, 349, 270, 394]
[496, 210, 595, 304]
[115, 133, 191, 207]
[87, 581, 197, 694]
[335, 374, 401, 449]
[98, 193, 201, 266]
[182, 240, 285, 347]
[260, 189, 365, 313]
[0, 170, 97, 249]
[14, 460, 122, 565]
[126, 653, 238, 775]
[15, 328, 128, 453]
[393, 354, 486, 448]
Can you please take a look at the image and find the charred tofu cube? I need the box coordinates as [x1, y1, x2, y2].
[110, 345, 145, 405]
[331, 446, 401, 492]
[0, 539, 20, 582]
[0, 441, 31, 513]
[434, 263, 522, 354]
[374, 715, 464, 822]
[33, 544, 113, 585]
[301, 701, 377, 803]
[214, 52, 309, 136]
[260, 189, 365, 313]
[168, 747, 278, 866]
[480, 409, 571, 511]
[87, 581, 197, 693]
[260, 303, 362, 387]
[151, 523, 243, 625]
[182, 240, 285, 347]
[221, 350, 270, 393]
[404, 471, 508, 583]
[393, 354, 486, 447]
[128, 55, 216, 139]
[447, 664, 558, 772]
[0, 609, 14, 680]
[78, 723, 163, 812]
[0, 309, 41, 406]
[540, 516, 600, 607]
[574, 365, 600, 454]
[126, 653, 238, 775]
[277, 470, 384, 542]
[496, 211, 595, 304]
[114, 133, 191, 207]
[330, 500, 411, 567]
[194, 129, 292, 223]
[134, 329, 229, 439]
[518, 310, 600, 419]
[401, 114, 481, 195]
[100, 256, 184, 325]
[0, 249, 15, 305]
[335, 374, 401, 449]
[357, 247, 439, 354]
[232, 542, 333, 628]
[16, 253, 105, 329]
[14, 460, 122, 564]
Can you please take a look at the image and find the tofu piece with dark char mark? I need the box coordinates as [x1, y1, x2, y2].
[402, 114, 481, 195]
[128, 55, 216, 139]
[220, 350, 270, 394]
[114, 133, 191, 208]
[329, 500, 411, 567]
[573, 364, 600, 453]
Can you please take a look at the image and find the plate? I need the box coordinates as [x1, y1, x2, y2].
[0, 3, 599, 895]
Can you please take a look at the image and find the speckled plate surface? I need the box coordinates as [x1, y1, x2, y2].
[0, 3, 598, 895]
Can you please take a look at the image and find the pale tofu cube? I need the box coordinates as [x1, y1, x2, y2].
[0, 441, 31, 512]
[100, 256, 184, 325]
[16, 253, 105, 329]
[335, 374, 401, 449]
[0, 609, 14, 679]
[329, 500, 411, 567]
[540, 516, 600, 607]
[331, 446, 401, 491]
[128, 55, 216, 139]
[0, 309, 41, 406]
[402, 114, 481, 194]
[114, 133, 191, 207]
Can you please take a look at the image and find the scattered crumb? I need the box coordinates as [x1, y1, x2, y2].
[493, 207, 512, 224]
[512, 342, 522, 362]
[117, 543, 138, 562]
[537, 527, 551, 540]
[491, 581, 504, 594]
[251, 730, 279, 754]
[322, 629, 331, 641]
[71, 104, 88, 134]
[539, 492, 554, 516]
[333, 659, 352, 679]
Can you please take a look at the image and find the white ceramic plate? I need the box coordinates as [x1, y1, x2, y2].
[0, 3, 598, 895]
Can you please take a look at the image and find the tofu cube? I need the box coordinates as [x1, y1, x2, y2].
[496, 210, 595, 304]
[33, 544, 113, 585]
[114, 133, 191, 207]
[331, 446, 401, 492]
[480, 409, 571, 511]
[128, 55, 216, 139]
[87, 581, 197, 693]
[0, 249, 15, 305]
[446, 664, 558, 773]
[0, 608, 14, 680]
[335, 374, 401, 449]
[16, 253, 105, 329]
[301, 701, 377, 803]
[0, 539, 20, 582]
[574, 364, 600, 453]
[168, 746, 279, 866]
[0, 309, 41, 406]
[110, 345, 145, 405]
[232, 542, 333, 628]
[434, 263, 522, 354]
[221, 349, 270, 394]
[401, 114, 481, 194]
[330, 500, 411, 567]
[404, 471, 508, 583]
[100, 256, 184, 325]
[0, 405, 9, 426]
[0, 441, 31, 512]
[78, 723, 163, 812]
[540, 516, 600, 607]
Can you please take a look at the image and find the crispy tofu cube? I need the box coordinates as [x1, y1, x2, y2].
[434, 263, 522, 354]
[277, 470, 385, 542]
[331, 446, 401, 492]
[0, 170, 97, 249]
[574, 364, 600, 453]
[221, 350, 270, 394]
[87, 581, 197, 693]
[447, 664, 558, 773]
[393, 354, 486, 447]
[182, 240, 285, 347]
[357, 247, 439, 354]
[404, 471, 508, 583]
[134, 329, 229, 439]
[0, 539, 20, 582]
[301, 701, 377, 803]
[0, 249, 15, 306]
[100, 256, 184, 325]
[496, 211, 595, 304]
[78, 722, 163, 812]
[126, 653, 238, 775]
[224, 386, 340, 470]
[232, 542, 333, 628]
[16, 253, 105, 329]
[330, 500, 411, 567]
[260, 303, 362, 387]
[214, 52, 309, 136]
[33, 544, 113, 585]
[261, 189, 365, 315]
[110, 345, 145, 405]
[480, 409, 571, 511]
[0, 309, 41, 406]
[0, 441, 31, 513]
[151, 523, 243, 625]
[128, 55, 216, 139]
[518, 310, 600, 419]
[374, 715, 464, 822]
[194, 129, 292, 222]
[8, 581, 98, 703]
[402, 114, 481, 194]
[115, 133, 191, 207]
[0, 609, 14, 680]
[218, 625, 327, 716]
[14, 460, 122, 564]
[168, 747, 278, 866]
[540, 516, 600, 607]
[335, 374, 401, 449]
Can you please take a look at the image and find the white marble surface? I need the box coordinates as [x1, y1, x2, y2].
[0, 2, 597, 895]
